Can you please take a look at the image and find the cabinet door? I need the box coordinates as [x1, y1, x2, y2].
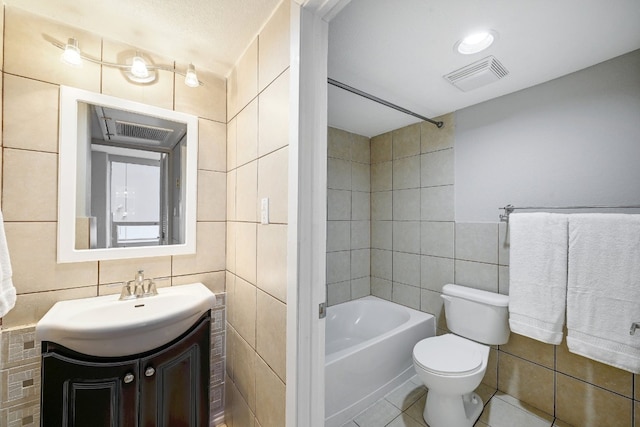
[139, 317, 210, 427]
[41, 353, 139, 427]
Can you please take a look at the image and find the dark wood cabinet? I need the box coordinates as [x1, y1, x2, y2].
[138, 319, 209, 427]
[41, 313, 210, 427]
[41, 354, 139, 426]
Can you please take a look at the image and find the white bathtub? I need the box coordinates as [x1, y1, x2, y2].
[324, 296, 435, 427]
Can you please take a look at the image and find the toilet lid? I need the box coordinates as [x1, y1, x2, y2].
[413, 335, 483, 375]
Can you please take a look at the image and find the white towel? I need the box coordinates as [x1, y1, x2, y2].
[0, 210, 16, 317]
[508, 213, 568, 344]
[567, 214, 640, 374]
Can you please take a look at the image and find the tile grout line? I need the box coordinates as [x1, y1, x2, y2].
[497, 347, 633, 400]
[553, 343, 557, 421]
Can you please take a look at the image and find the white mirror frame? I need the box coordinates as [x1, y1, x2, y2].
[58, 86, 198, 263]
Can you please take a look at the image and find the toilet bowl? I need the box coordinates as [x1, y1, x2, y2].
[412, 284, 509, 427]
[413, 334, 489, 427]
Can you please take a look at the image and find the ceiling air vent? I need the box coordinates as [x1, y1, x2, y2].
[444, 56, 509, 92]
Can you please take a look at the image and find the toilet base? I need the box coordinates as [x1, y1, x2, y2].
[423, 391, 483, 427]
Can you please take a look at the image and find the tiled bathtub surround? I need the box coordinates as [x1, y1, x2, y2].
[369, 115, 455, 315]
[326, 127, 371, 305]
[327, 113, 639, 425]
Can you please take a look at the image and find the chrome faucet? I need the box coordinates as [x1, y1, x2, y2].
[133, 269, 146, 297]
[119, 269, 158, 300]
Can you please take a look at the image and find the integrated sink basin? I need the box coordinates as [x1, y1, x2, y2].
[36, 282, 216, 357]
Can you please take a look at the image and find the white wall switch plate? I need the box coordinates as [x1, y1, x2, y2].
[260, 197, 269, 224]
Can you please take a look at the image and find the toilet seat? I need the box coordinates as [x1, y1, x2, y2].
[413, 334, 484, 376]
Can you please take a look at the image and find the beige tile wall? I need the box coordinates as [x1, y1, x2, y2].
[370, 114, 455, 316]
[224, 1, 290, 427]
[0, 4, 227, 425]
[0, 5, 227, 326]
[326, 127, 371, 306]
[499, 322, 637, 426]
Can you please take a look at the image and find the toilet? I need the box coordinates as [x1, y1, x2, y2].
[412, 284, 509, 427]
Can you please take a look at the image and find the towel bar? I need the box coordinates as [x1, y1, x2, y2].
[499, 204, 640, 222]
[631, 322, 640, 335]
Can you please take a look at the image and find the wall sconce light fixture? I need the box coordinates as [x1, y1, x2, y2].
[61, 38, 82, 67]
[56, 37, 203, 87]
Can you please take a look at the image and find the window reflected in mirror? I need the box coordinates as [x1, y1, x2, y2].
[58, 86, 198, 263]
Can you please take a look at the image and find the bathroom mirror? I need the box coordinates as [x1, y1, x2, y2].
[58, 86, 198, 262]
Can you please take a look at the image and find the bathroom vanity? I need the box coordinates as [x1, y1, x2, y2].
[40, 313, 210, 426]
[35, 282, 217, 427]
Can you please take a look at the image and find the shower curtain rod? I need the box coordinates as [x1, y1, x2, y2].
[499, 204, 640, 222]
[328, 78, 444, 129]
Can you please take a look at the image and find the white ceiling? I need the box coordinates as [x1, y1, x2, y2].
[328, 0, 640, 137]
[4, 0, 282, 78]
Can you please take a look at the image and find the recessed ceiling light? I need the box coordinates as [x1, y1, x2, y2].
[455, 30, 498, 55]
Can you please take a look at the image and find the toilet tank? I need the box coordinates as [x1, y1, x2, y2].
[441, 284, 510, 345]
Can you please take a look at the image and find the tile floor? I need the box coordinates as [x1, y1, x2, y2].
[341, 376, 571, 427]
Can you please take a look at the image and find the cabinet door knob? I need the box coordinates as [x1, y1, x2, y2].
[145, 366, 155, 377]
[123, 373, 135, 384]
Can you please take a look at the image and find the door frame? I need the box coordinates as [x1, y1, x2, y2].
[287, 1, 352, 426]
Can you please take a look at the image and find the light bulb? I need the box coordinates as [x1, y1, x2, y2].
[130, 56, 149, 78]
[184, 63, 199, 87]
[61, 38, 82, 67]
